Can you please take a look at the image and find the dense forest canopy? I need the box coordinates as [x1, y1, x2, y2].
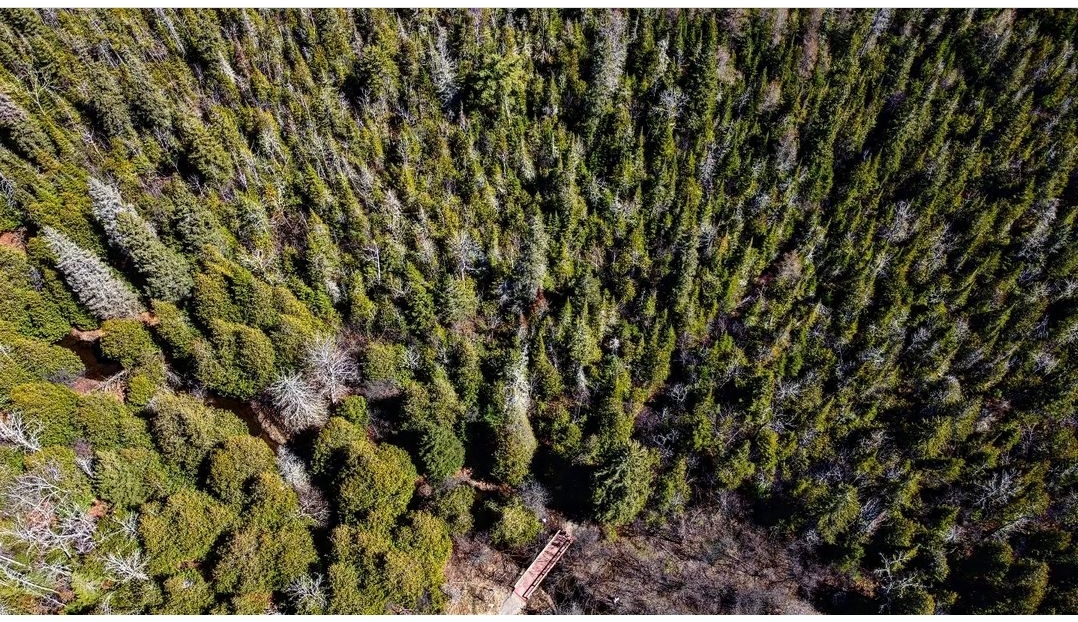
[0, 7, 1077, 615]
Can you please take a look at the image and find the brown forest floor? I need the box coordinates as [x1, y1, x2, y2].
[443, 493, 824, 615]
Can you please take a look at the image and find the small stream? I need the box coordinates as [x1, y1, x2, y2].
[206, 394, 281, 451]
[58, 332, 280, 451]
[58, 332, 122, 380]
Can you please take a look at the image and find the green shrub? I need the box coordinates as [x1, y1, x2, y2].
[490, 498, 541, 549]
[151, 300, 201, 360]
[99, 318, 159, 369]
[195, 320, 276, 399]
[147, 391, 248, 474]
[0, 357, 34, 396]
[139, 488, 237, 576]
[417, 424, 465, 482]
[192, 271, 240, 328]
[269, 313, 317, 368]
[212, 523, 316, 596]
[205, 435, 276, 506]
[156, 570, 214, 614]
[9, 381, 79, 446]
[75, 393, 151, 450]
[432, 485, 476, 535]
[491, 413, 536, 487]
[125, 370, 159, 408]
[212, 472, 317, 596]
[0, 247, 69, 341]
[327, 511, 451, 614]
[361, 341, 409, 385]
[336, 440, 418, 529]
[310, 417, 369, 479]
[0, 323, 84, 392]
[335, 395, 369, 427]
[224, 591, 273, 614]
[94, 447, 179, 508]
[113, 209, 194, 302]
[327, 562, 367, 614]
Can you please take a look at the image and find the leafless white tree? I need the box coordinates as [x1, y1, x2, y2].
[504, 350, 532, 424]
[268, 372, 329, 433]
[276, 446, 329, 526]
[450, 229, 483, 279]
[974, 468, 1022, 510]
[0, 459, 101, 611]
[873, 551, 924, 613]
[0, 549, 62, 607]
[286, 573, 327, 613]
[105, 550, 149, 583]
[519, 479, 550, 521]
[304, 335, 357, 404]
[0, 410, 42, 452]
[593, 10, 628, 105]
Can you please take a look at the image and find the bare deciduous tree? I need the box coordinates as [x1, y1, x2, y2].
[286, 572, 327, 613]
[268, 372, 329, 433]
[0, 410, 42, 452]
[105, 550, 149, 583]
[450, 229, 483, 279]
[276, 446, 330, 526]
[873, 551, 924, 613]
[974, 468, 1022, 510]
[0, 459, 101, 611]
[304, 335, 357, 404]
[593, 10, 628, 106]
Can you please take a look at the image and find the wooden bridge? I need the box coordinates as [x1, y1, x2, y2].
[499, 530, 574, 615]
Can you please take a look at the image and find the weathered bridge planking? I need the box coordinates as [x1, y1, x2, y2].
[512, 530, 574, 601]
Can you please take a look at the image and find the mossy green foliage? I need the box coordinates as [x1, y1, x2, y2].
[147, 391, 248, 474]
[150, 300, 201, 360]
[417, 424, 465, 482]
[156, 570, 215, 614]
[139, 488, 237, 576]
[327, 511, 451, 614]
[193, 319, 276, 400]
[361, 340, 410, 386]
[0, 320, 84, 393]
[490, 409, 537, 488]
[99, 318, 159, 369]
[94, 446, 180, 508]
[75, 393, 152, 450]
[221, 591, 274, 615]
[211, 472, 317, 596]
[490, 498, 542, 549]
[431, 484, 476, 536]
[9, 381, 79, 446]
[0, 246, 70, 341]
[335, 440, 418, 528]
[205, 435, 276, 506]
[335, 394, 369, 427]
[311, 417, 418, 529]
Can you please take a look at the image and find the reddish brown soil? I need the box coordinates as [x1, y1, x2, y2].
[0, 229, 26, 252]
